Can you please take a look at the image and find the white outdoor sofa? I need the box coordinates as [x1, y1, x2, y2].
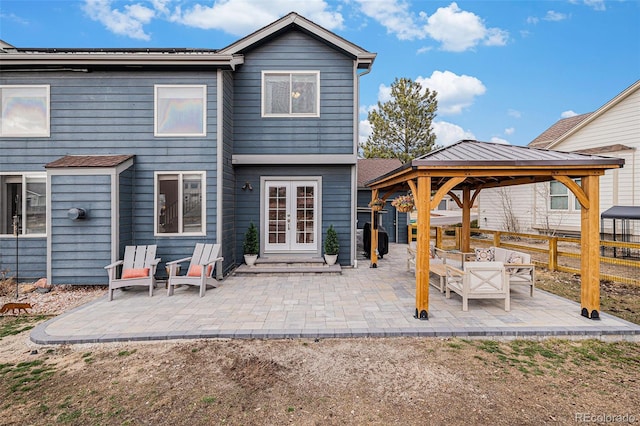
[478, 247, 536, 296]
[407, 244, 535, 296]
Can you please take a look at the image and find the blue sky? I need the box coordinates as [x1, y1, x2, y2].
[1, 0, 638, 146]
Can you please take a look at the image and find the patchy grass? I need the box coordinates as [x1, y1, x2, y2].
[0, 359, 57, 393]
[536, 269, 640, 324]
[0, 315, 50, 340]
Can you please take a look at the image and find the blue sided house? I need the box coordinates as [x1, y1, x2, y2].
[0, 12, 376, 284]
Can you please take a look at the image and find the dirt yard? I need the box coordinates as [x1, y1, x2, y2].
[1, 273, 639, 425]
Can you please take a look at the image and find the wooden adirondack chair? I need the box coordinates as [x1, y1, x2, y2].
[166, 243, 223, 297]
[104, 245, 161, 301]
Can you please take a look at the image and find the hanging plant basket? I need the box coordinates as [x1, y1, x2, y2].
[391, 194, 415, 213]
[368, 198, 385, 211]
[395, 204, 414, 213]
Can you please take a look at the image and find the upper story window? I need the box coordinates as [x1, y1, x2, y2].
[262, 71, 319, 117]
[155, 172, 205, 236]
[1, 174, 47, 236]
[0, 85, 50, 137]
[154, 85, 206, 137]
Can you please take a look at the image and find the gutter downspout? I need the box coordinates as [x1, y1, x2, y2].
[351, 65, 373, 268]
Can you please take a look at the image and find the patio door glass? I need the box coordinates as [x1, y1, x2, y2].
[264, 180, 318, 252]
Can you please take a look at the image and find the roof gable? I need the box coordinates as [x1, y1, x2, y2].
[219, 12, 375, 70]
[531, 80, 640, 150]
[528, 113, 592, 149]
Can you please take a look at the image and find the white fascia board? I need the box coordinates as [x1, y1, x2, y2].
[232, 154, 357, 165]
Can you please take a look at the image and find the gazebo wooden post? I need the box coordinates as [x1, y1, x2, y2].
[370, 189, 379, 268]
[461, 187, 471, 253]
[415, 176, 431, 320]
[580, 175, 601, 319]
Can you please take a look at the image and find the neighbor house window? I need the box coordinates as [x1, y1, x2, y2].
[154, 85, 206, 136]
[262, 71, 319, 117]
[549, 181, 568, 210]
[550, 178, 582, 211]
[155, 172, 205, 235]
[0, 85, 50, 137]
[1, 174, 47, 235]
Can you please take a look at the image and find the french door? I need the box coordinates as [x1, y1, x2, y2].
[264, 180, 318, 253]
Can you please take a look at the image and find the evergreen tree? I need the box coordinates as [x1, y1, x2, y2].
[362, 77, 438, 163]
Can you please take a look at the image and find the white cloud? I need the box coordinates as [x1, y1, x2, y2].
[490, 137, 510, 144]
[83, 0, 156, 41]
[359, 119, 373, 145]
[359, 117, 473, 149]
[507, 109, 522, 118]
[561, 110, 579, 118]
[354, 1, 508, 51]
[369, 71, 485, 117]
[526, 16, 539, 25]
[171, 0, 344, 35]
[432, 120, 475, 146]
[416, 70, 486, 115]
[504, 127, 515, 136]
[83, 0, 343, 40]
[544, 11, 568, 22]
[425, 2, 507, 51]
[0, 12, 29, 25]
[355, 0, 424, 40]
[583, 0, 606, 11]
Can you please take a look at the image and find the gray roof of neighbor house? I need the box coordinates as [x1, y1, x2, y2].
[528, 113, 593, 149]
[357, 158, 402, 188]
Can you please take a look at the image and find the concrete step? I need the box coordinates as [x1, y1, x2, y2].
[234, 256, 342, 275]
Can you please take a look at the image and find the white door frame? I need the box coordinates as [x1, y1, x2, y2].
[261, 176, 322, 255]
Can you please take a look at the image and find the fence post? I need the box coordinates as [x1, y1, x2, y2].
[549, 236, 558, 271]
[493, 231, 501, 247]
[435, 227, 442, 248]
[454, 227, 461, 250]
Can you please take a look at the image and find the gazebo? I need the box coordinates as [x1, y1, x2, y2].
[366, 140, 625, 320]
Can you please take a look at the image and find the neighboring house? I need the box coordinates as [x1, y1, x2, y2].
[356, 158, 407, 243]
[0, 13, 376, 284]
[479, 80, 639, 238]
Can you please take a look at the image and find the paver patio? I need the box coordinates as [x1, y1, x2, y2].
[31, 244, 640, 344]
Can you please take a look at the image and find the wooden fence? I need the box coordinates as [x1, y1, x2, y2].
[408, 224, 640, 286]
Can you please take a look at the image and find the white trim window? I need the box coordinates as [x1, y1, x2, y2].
[1, 174, 47, 236]
[262, 71, 319, 117]
[155, 172, 206, 235]
[154, 85, 206, 137]
[0, 85, 50, 137]
[549, 178, 582, 211]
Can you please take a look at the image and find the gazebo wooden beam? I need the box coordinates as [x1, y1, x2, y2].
[580, 175, 600, 319]
[415, 175, 431, 320]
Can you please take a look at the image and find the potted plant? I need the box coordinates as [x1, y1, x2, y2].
[324, 225, 340, 266]
[243, 222, 259, 266]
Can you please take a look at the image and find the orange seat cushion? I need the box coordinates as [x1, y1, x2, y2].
[122, 267, 150, 279]
[187, 264, 213, 277]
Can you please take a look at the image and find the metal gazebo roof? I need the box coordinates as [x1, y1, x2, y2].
[601, 206, 640, 220]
